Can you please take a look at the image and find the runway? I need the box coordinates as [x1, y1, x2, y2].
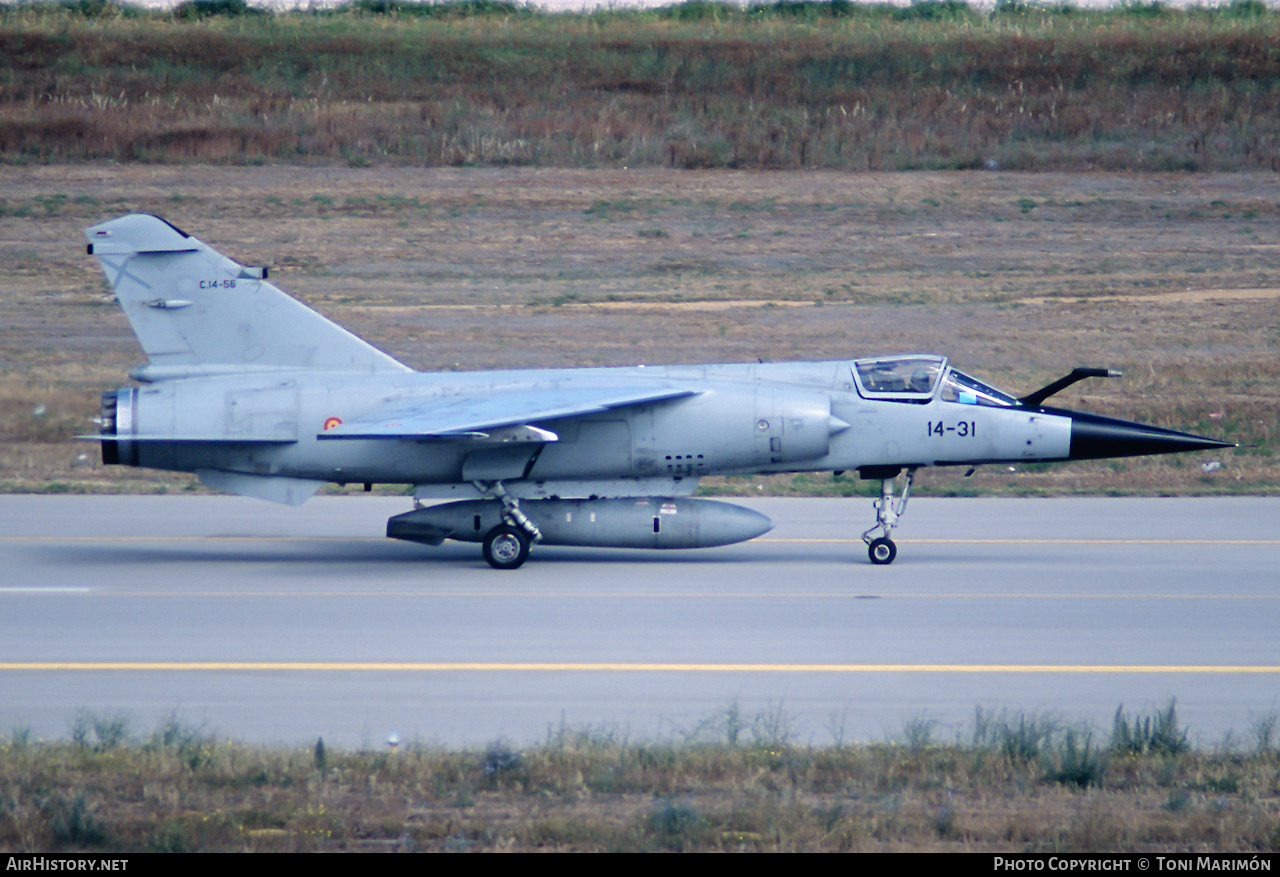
[1, 494, 1278, 749]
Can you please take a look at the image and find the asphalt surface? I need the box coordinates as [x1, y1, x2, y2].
[1, 494, 1278, 749]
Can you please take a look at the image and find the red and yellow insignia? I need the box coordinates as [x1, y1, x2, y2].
[323, 416, 343, 431]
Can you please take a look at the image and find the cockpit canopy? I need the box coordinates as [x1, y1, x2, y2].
[851, 355, 1019, 407]
[852, 356, 945, 399]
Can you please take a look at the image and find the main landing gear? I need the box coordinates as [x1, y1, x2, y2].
[860, 466, 916, 565]
[482, 525, 530, 570]
[476, 481, 542, 570]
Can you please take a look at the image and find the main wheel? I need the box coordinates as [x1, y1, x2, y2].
[868, 536, 897, 565]
[482, 525, 530, 570]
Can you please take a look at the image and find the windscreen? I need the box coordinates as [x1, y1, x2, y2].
[940, 369, 1019, 407]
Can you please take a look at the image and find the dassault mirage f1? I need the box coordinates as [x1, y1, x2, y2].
[86, 214, 1231, 569]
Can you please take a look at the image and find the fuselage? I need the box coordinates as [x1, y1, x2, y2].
[103, 357, 1073, 488]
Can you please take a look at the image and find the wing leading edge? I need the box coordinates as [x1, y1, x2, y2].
[318, 384, 698, 440]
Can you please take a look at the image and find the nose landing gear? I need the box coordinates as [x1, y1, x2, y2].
[860, 466, 916, 565]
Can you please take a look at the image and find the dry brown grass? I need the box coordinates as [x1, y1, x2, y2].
[4, 710, 1280, 852]
[4, 5, 1280, 171]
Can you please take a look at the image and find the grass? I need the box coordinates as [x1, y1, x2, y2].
[3, 1, 1280, 170]
[1111, 700, 1189, 757]
[3, 701, 1279, 851]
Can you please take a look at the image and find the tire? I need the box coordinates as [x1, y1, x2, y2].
[482, 525, 530, 570]
[868, 536, 897, 565]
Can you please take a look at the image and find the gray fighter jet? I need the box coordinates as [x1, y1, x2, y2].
[86, 214, 1231, 568]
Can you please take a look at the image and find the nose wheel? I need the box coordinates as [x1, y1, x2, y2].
[860, 467, 916, 565]
[867, 536, 897, 565]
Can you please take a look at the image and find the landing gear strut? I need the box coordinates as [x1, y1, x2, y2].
[475, 480, 542, 570]
[860, 466, 916, 565]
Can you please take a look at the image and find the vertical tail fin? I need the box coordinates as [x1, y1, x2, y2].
[86, 214, 411, 379]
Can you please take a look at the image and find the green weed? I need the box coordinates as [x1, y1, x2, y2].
[1110, 699, 1189, 756]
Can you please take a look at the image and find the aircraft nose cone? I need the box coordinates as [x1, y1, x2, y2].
[1066, 410, 1234, 461]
